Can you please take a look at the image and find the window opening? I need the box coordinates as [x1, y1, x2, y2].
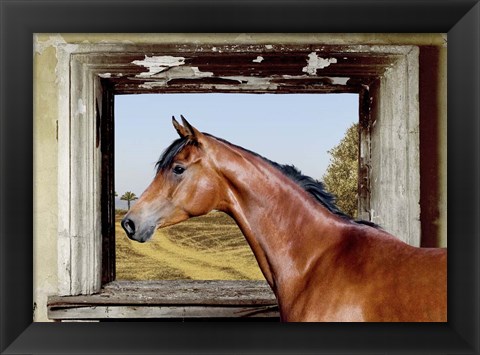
[114, 93, 359, 281]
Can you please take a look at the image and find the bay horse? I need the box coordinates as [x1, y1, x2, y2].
[121, 116, 447, 322]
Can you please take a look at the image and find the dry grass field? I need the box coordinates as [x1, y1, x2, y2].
[116, 210, 265, 281]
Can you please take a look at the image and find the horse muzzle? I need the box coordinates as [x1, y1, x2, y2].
[121, 217, 155, 243]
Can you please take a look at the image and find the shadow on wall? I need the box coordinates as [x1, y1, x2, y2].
[419, 46, 442, 248]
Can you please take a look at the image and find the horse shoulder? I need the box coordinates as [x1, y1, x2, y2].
[288, 226, 446, 322]
[341, 227, 447, 321]
[283, 226, 374, 321]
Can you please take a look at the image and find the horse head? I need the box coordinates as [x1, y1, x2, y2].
[121, 116, 224, 243]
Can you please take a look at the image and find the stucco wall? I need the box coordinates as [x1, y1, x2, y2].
[33, 33, 447, 322]
[33, 44, 59, 322]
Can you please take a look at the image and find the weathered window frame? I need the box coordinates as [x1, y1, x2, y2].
[50, 43, 419, 320]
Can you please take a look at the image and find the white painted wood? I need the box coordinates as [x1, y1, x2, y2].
[57, 53, 103, 295]
[49, 305, 280, 320]
[369, 46, 420, 245]
[56, 42, 77, 296]
[48, 280, 279, 320]
[49, 280, 277, 305]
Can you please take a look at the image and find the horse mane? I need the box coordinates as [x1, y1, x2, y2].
[155, 136, 196, 174]
[269, 162, 352, 220]
[267, 162, 379, 227]
[155, 134, 377, 227]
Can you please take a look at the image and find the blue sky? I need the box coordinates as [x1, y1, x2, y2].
[115, 93, 358, 201]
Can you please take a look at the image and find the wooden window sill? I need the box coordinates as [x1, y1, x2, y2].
[47, 280, 279, 321]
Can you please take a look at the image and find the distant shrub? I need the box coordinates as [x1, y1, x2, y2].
[323, 123, 359, 218]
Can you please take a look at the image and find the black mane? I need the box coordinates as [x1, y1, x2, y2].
[271, 162, 351, 219]
[265, 161, 378, 227]
[155, 134, 377, 227]
[155, 136, 197, 174]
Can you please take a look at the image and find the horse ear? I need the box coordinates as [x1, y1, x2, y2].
[180, 115, 203, 140]
[172, 116, 189, 138]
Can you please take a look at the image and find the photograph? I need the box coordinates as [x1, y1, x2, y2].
[2, 1, 479, 353]
[36, 33, 447, 323]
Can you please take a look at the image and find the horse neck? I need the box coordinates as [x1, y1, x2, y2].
[211, 140, 346, 294]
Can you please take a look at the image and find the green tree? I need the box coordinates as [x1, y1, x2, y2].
[120, 191, 138, 210]
[322, 123, 359, 218]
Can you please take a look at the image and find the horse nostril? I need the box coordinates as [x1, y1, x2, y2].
[121, 218, 136, 237]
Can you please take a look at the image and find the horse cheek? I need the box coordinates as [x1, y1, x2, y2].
[186, 178, 219, 216]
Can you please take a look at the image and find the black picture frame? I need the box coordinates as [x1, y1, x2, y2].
[1, 0, 479, 354]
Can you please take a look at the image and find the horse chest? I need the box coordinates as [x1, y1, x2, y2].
[284, 296, 366, 322]
[317, 304, 365, 322]
[280, 279, 367, 322]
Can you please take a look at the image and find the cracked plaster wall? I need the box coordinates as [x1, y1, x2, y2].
[33, 44, 59, 322]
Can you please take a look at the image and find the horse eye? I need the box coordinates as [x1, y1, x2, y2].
[173, 165, 186, 175]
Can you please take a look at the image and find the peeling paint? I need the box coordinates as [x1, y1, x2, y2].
[220, 76, 278, 90]
[76, 99, 86, 116]
[281, 74, 350, 86]
[34, 34, 78, 56]
[98, 73, 124, 78]
[138, 82, 160, 89]
[302, 52, 337, 75]
[137, 66, 214, 89]
[330, 77, 350, 85]
[265, 45, 273, 50]
[235, 34, 253, 42]
[132, 55, 186, 78]
[252, 56, 264, 63]
[33, 34, 79, 91]
[139, 74, 278, 91]
[191, 67, 214, 78]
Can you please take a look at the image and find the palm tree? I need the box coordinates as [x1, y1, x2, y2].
[120, 191, 138, 210]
